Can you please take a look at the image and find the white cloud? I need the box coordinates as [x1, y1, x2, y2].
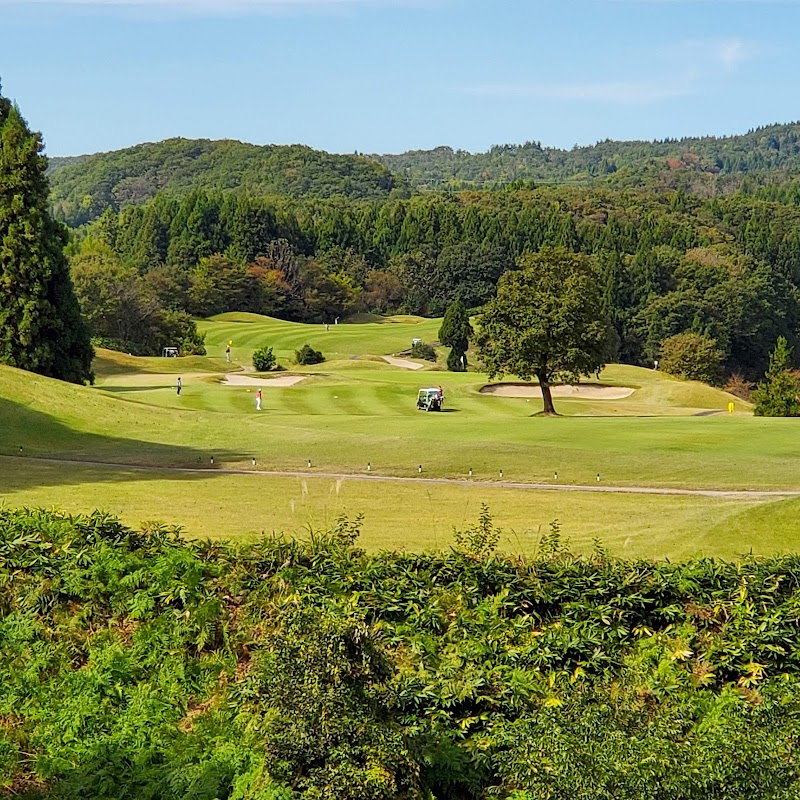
[670, 37, 754, 72]
[464, 35, 756, 107]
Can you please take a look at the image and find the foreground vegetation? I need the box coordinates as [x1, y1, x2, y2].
[3, 506, 800, 799]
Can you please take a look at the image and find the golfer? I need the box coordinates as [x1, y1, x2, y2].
[176, 377, 182, 396]
[256, 388, 262, 411]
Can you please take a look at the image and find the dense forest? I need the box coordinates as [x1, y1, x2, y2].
[70, 184, 800, 378]
[47, 123, 800, 228]
[372, 122, 800, 191]
[3, 506, 800, 799]
[47, 138, 401, 227]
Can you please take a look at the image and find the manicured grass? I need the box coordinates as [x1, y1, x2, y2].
[4, 358, 764, 491]
[1, 313, 793, 557]
[1, 456, 794, 559]
[197, 312, 442, 366]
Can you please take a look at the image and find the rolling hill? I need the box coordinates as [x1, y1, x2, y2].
[47, 122, 800, 226]
[47, 137, 402, 226]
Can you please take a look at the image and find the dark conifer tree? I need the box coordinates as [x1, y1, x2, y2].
[0, 82, 93, 383]
[439, 299, 473, 372]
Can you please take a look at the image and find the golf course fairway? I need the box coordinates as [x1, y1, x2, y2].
[2, 313, 797, 558]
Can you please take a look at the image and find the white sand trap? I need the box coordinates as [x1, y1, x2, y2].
[480, 383, 635, 400]
[383, 356, 425, 370]
[221, 374, 307, 387]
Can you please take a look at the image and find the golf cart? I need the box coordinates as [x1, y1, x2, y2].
[417, 387, 444, 412]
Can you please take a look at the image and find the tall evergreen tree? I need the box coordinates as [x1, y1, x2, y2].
[752, 337, 800, 417]
[0, 82, 93, 383]
[439, 300, 472, 372]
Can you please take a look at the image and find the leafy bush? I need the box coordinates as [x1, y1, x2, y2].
[724, 372, 755, 401]
[295, 344, 325, 365]
[252, 345, 277, 372]
[7, 506, 800, 798]
[410, 341, 437, 362]
[660, 332, 723, 384]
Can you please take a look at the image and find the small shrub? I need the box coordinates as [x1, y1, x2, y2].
[252, 345, 277, 372]
[410, 341, 437, 362]
[295, 344, 325, 365]
[724, 373, 754, 401]
[453, 504, 500, 559]
[179, 332, 206, 356]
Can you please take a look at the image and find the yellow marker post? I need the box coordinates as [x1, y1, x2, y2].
[728, 402, 735, 415]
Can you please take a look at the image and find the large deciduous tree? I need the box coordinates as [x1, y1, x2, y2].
[0, 82, 93, 383]
[477, 247, 607, 414]
[439, 300, 472, 372]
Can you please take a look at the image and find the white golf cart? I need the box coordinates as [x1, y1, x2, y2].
[416, 387, 444, 412]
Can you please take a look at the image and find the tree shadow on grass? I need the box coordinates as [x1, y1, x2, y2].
[97, 385, 175, 393]
[0, 396, 247, 494]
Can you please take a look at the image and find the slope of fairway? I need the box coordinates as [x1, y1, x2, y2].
[2, 360, 761, 487]
[0, 359, 797, 557]
[94, 348, 232, 377]
[198, 312, 442, 364]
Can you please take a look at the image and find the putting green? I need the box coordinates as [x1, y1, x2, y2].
[2, 313, 792, 557]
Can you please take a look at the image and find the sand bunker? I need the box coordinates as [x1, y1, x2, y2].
[221, 374, 307, 387]
[383, 356, 425, 370]
[480, 383, 635, 400]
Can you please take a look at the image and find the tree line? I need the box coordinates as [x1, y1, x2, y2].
[373, 123, 800, 190]
[72, 186, 800, 379]
[47, 137, 404, 228]
[46, 124, 800, 230]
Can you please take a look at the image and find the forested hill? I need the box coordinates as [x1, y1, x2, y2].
[48, 122, 800, 227]
[371, 121, 800, 190]
[47, 138, 401, 226]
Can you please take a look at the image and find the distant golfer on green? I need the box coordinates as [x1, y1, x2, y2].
[256, 388, 262, 411]
[176, 377, 182, 396]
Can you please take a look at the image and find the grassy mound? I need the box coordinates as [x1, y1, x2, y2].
[197, 313, 443, 364]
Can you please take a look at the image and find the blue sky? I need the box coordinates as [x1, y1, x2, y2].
[1, 0, 798, 156]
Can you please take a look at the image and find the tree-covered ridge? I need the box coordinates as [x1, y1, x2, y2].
[47, 121, 800, 228]
[47, 138, 402, 226]
[372, 121, 800, 190]
[4, 506, 800, 799]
